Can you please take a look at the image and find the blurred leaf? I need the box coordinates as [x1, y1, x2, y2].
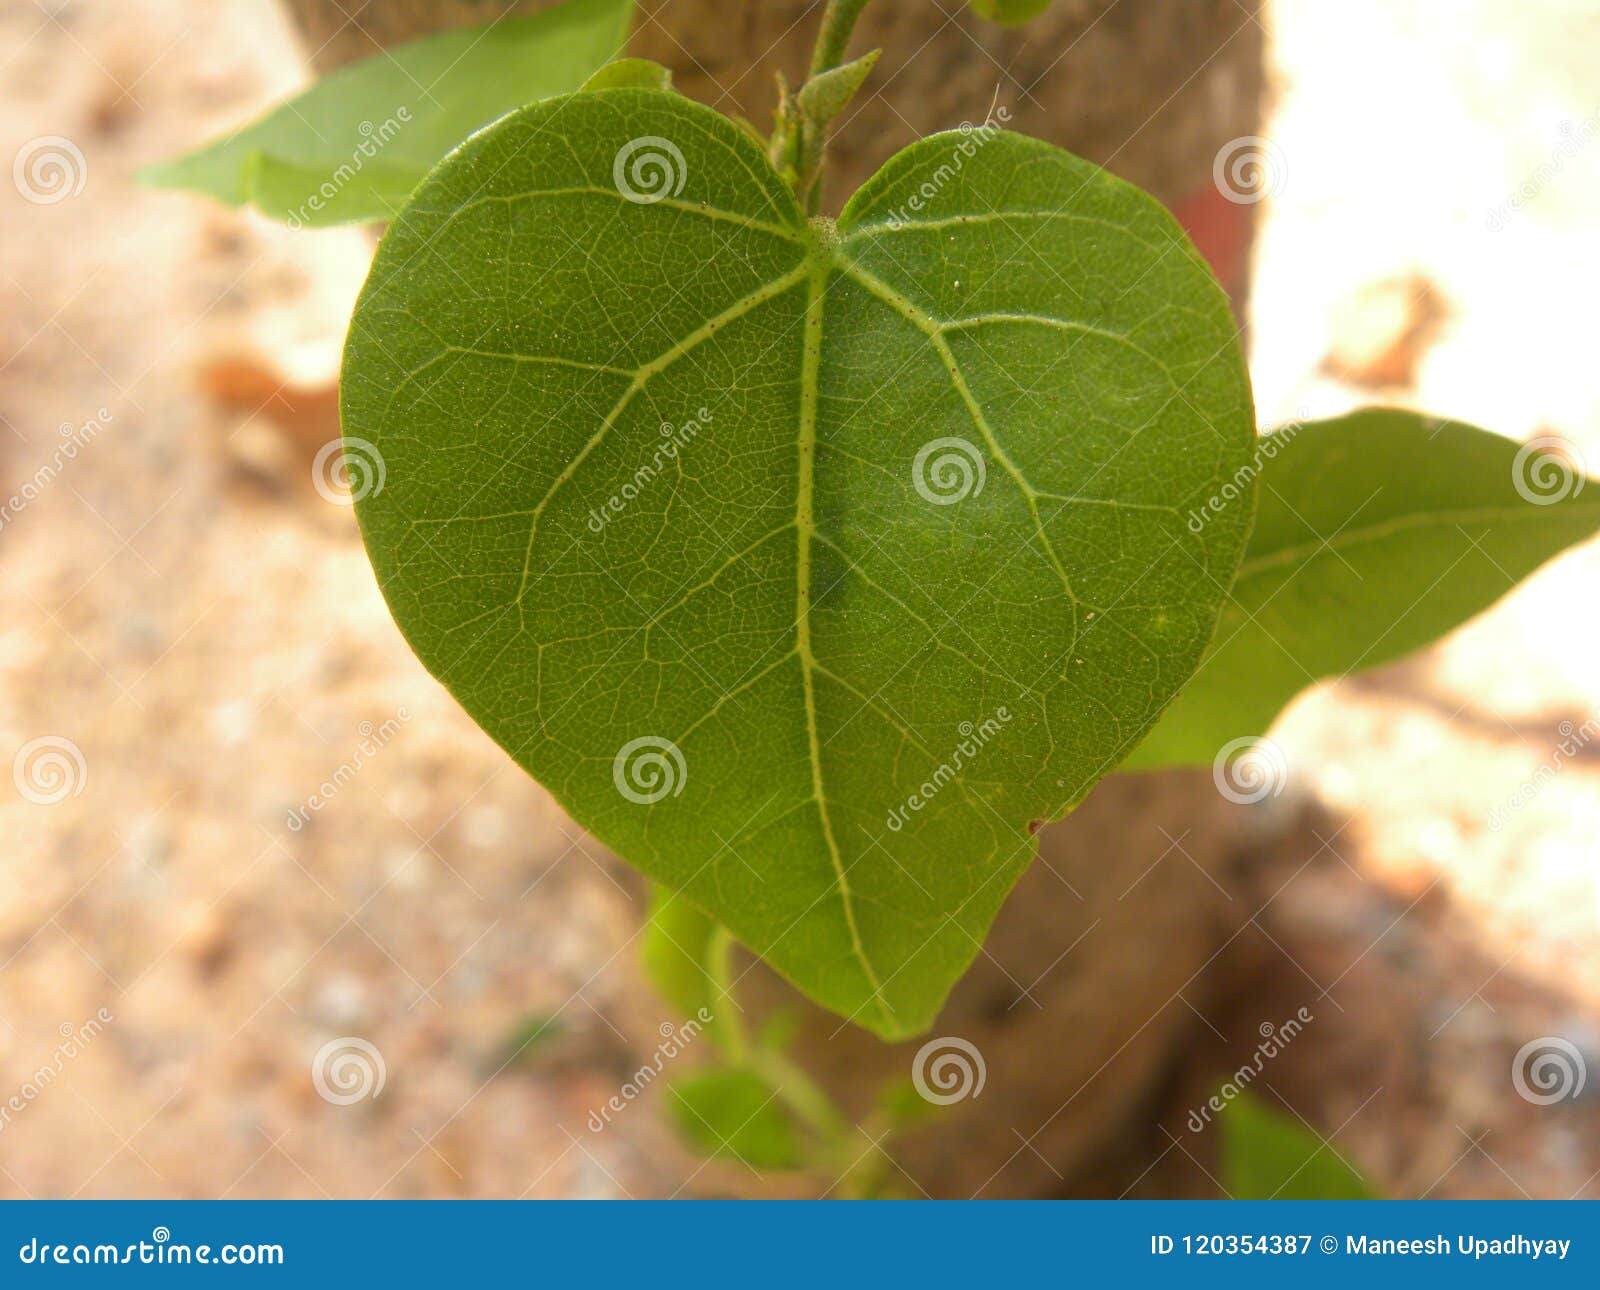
[640, 883, 722, 1037]
[1219, 1092, 1378, 1199]
[666, 1069, 802, 1170]
[497, 1013, 566, 1067]
[877, 1077, 937, 1132]
[969, 0, 1055, 25]
[1129, 409, 1600, 768]
[140, 0, 633, 226]
[582, 57, 673, 92]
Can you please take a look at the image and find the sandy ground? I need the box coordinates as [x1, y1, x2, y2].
[2, 0, 1599, 1198]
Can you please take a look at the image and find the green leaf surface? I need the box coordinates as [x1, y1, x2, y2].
[1130, 410, 1600, 768]
[1219, 1093, 1378, 1199]
[582, 57, 674, 93]
[666, 1069, 802, 1170]
[342, 89, 1255, 1037]
[139, 0, 633, 227]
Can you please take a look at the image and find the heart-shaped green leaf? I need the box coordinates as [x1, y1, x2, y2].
[139, 0, 633, 227]
[1129, 409, 1600, 768]
[342, 90, 1255, 1037]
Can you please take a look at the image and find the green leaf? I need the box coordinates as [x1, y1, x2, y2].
[582, 57, 674, 93]
[969, 0, 1055, 25]
[1219, 1093, 1378, 1199]
[1130, 410, 1600, 768]
[666, 1069, 802, 1170]
[138, 0, 634, 227]
[640, 884, 720, 1026]
[342, 89, 1255, 1038]
[796, 50, 881, 125]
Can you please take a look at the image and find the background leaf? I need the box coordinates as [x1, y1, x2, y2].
[666, 1069, 802, 1170]
[1219, 1092, 1378, 1199]
[1130, 410, 1600, 768]
[640, 884, 722, 1036]
[343, 89, 1255, 1038]
[969, 0, 1056, 25]
[139, 0, 633, 226]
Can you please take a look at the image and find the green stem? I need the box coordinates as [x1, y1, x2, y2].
[705, 924, 749, 1063]
[809, 0, 873, 76]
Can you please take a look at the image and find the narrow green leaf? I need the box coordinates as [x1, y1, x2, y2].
[343, 89, 1254, 1038]
[583, 57, 674, 93]
[969, 0, 1055, 25]
[640, 884, 719, 1025]
[139, 0, 634, 227]
[1219, 1092, 1378, 1199]
[1130, 410, 1600, 768]
[796, 50, 881, 125]
[666, 1069, 803, 1170]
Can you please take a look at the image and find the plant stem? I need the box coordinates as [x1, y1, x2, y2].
[705, 924, 749, 1063]
[809, 0, 874, 76]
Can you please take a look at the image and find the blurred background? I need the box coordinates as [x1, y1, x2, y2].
[2, 0, 1599, 1198]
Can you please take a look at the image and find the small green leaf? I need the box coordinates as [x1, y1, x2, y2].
[343, 89, 1254, 1038]
[1219, 1092, 1378, 1199]
[640, 884, 720, 1025]
[1130, 410, 1600, 768]
[666, 1069, 802, 1169]
[583, 57, 674, 93]
[969, 0, 1055, 25]
[139, 0, 634, 227]
[796, 50, 881, 125]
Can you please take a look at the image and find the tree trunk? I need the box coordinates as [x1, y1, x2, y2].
[281, 0, 1267, 1197]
